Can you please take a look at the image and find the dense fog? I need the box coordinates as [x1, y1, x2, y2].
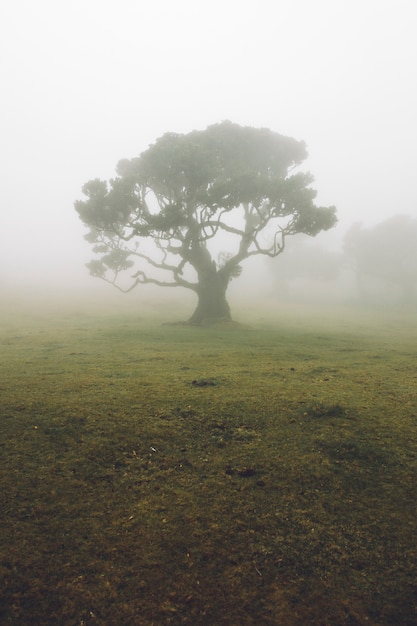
[1, 0, 416, 319]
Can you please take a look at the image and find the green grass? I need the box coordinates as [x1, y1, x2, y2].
[1, 302, 416, 625]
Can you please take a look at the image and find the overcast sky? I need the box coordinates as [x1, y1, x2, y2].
[1, 0, 416, 292]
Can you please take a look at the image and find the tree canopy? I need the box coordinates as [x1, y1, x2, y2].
[75, 121, 337, 323]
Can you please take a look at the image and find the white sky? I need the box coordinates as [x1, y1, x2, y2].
[1, 0, 416, 292]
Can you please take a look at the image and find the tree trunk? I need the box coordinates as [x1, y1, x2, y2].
[188, 270, 231, 325]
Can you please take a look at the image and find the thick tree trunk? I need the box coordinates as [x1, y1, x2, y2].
[188, 270, 231, 325]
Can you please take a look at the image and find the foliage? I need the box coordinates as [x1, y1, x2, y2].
[75, 122, 337, 322]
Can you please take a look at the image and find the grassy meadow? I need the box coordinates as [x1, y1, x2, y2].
[0, 296, 416, 625]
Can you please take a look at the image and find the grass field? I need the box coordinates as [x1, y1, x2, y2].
[0, 298, 416, 625]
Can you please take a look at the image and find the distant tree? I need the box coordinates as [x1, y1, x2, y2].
[75, 121, 337, 324]
[344, 215, 417, 303]
[267, 234, 344, 296]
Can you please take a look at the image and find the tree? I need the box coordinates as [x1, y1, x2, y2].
[267, 234, 343, 297]
[75, 122, 337, 324]
[344, 215, 417, 304]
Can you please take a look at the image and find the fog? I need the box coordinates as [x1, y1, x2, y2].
[1, 0, 416, 317]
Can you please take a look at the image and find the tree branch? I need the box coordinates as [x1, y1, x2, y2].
[131, 270, 197, 291]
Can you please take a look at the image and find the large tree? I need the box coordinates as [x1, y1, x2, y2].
[75, 122, 337, 324]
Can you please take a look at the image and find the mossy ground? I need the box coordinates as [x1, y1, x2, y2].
[1, 302, 416, 625]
